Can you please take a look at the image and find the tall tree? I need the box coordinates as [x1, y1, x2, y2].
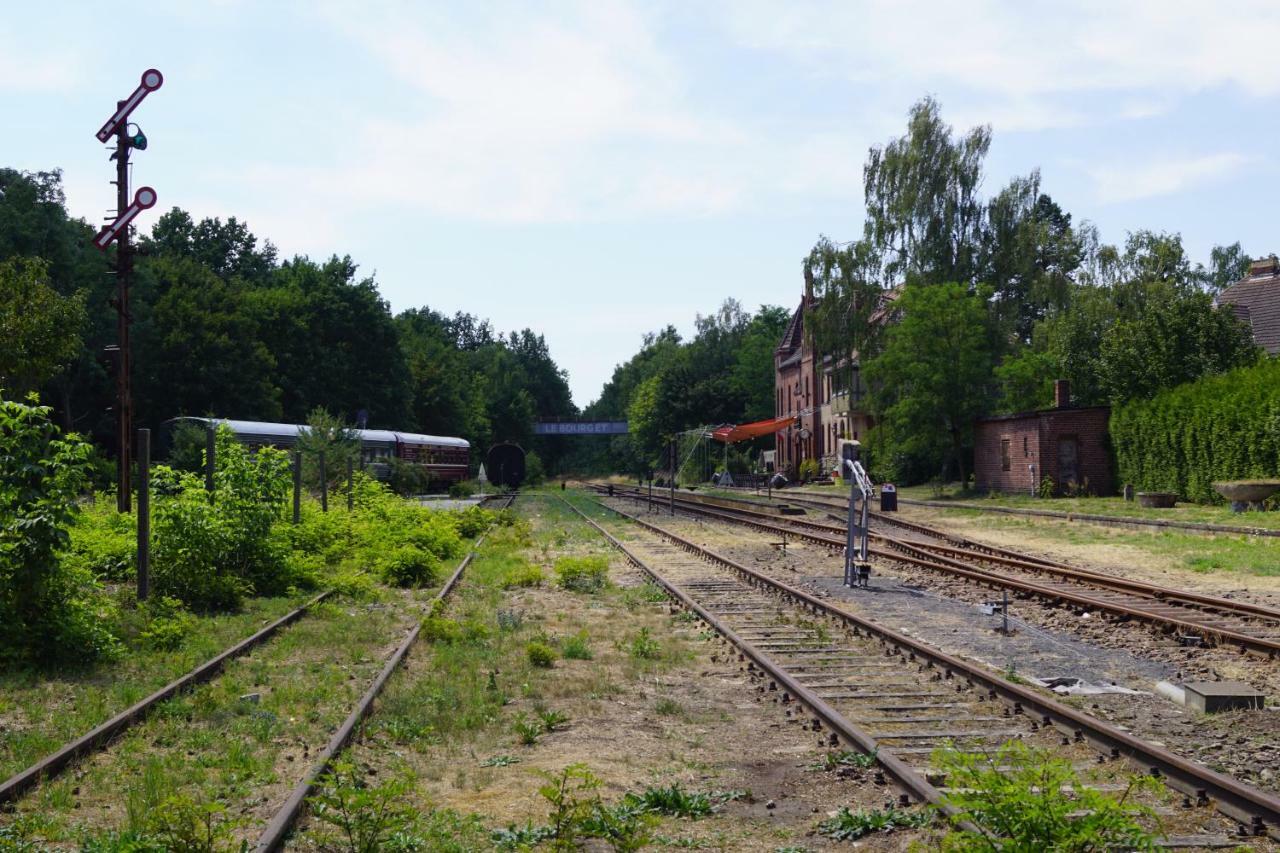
[0, 257, 85, 395]
[864, 282, 995, 484]
[863, 97, 991, 288]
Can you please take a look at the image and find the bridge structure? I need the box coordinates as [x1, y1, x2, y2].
[533, 420, 629, 436]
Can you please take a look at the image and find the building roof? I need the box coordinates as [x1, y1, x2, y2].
[1217, 259, 1280, 355]
[976, 405, 1110, 425]
[167, 417, 468, 448]
[775, 301, 805, 356]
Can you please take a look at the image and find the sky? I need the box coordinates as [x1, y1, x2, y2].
[5, 1, 1280, 409]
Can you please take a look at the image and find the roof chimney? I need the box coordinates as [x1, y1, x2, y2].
[1053, 379, 1070, 409]
[1249, 256, 1279, 278]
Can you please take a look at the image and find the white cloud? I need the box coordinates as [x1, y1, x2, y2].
[287, 1, 874, 223]
[1088, 152, 1250, 204]
[721, 0, 1280, 127]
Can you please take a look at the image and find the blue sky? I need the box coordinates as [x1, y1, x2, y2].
[5, 1, 1279, 408]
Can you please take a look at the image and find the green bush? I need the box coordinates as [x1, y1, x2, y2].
[526, 640, 557, 668]
[798, 458, 820, 482]
[502, 561, 544, 589]
[452, 505, 496, 539]
[525, 451, 546, 487]
[138, 596, 197, 651]
[387, 456, 433, 497]
[67, 503, 135, 582]
[1112, 359, 1280, 502]
[151, 428, 302, 610]
[0, 394, 119, 664]
[379, 545, 441, 588]
[934, 741, 1156, 850]
[554, 554, 609, 592]
[449, 480, 476, 498]
[561, 630, 593, 660]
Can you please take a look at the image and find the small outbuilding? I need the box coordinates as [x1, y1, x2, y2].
[973, 380, 1112, 496]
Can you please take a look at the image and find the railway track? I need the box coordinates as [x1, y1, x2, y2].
[566, 493, 1280, 843]
[255, 491, 516, 851]
[600, 485, 1280, 657]
[0, 493, 515, 847]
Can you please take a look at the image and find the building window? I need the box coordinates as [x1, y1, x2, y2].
[1023, 436, 1028, 457]
[1001, 438, 1011, 472]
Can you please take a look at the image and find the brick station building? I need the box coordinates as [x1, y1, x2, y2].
[1216, 256, 1280, 355]
[973, 380, 1112, 496]
[773, 273, 897, 477]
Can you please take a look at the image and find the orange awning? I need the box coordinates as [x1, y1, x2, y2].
[710, 416, 796, 444]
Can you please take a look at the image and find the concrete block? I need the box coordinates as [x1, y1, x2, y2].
[1183, 681, 1265, 713]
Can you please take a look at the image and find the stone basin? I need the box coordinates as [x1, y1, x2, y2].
[1136, 492, 1177, 509]
[1212, 480, 1280, 502]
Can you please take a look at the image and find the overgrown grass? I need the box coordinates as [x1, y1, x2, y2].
[891, 482, 1280, 529]
[7, 598, 413, 845]
[948, 511, 1280, 577]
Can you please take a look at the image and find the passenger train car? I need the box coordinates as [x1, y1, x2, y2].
[168, 418, 470, 484]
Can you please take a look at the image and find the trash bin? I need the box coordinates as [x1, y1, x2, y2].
[880, 483, 898, 512]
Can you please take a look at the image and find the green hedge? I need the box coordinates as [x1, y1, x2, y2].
[1111, 359, 1280, 503]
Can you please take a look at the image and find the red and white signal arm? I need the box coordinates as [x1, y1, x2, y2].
[95, 69, 164, 143]
[94, 187, 158, 250]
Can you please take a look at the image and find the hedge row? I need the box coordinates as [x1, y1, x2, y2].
[1111, 358, 1280, 503]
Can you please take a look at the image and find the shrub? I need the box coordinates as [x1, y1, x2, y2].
[67, 504, 135, 582]
[139, 596, 197, 650]
[379, 545, 440, 588]
[449, 480, 476, 498]
[0, 394, 119, 664]
[934, 741, 1157, 850]
[628, 627, 661, 660]
[798, 458, 819, 482]
[526, 640, 557, 668]
[554, 554, 609, 592]
[453, 505, 496, 539]
[151, 428, 299, 610]
[561, 630, 593, 660]
[309, 761, 418, 852]
[502, 561, 544, 589]
[525, 451, 546, 487]
[387, 456, 433, 497]
[1112, 358, 1280, 502]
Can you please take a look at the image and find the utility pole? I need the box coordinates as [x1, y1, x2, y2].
[114, 111, 132, 512]
[93, 69, 163, 513]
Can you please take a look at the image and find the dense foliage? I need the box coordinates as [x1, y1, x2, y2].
[0, 168, 575, 475]
[0, 396, 115, 663]
[0, 395, 503, 665]
[572, 299, 790, 474]
[1111, 359, 1280, 502]
[795, 98, 1263, 486]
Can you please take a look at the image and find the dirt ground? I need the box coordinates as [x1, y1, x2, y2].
[292, 496, 936, 851]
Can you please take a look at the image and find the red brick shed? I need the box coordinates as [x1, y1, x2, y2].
[974, 381, 1112, 496]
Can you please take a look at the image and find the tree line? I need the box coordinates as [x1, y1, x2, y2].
[567, 299, 791, 475]
[0, 168, 577, 473]
[580, 97, 1262, 486]
[796, 98, 1260, 485]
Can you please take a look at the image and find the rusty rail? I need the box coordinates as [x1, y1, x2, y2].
[0, 589, 333, 805]
[253, 492, 517, 852]
[584, 494, 1280, 838]
[600, 486, 1280, 657]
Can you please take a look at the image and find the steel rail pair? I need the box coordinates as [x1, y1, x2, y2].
[575, 493, 1280, 838]
[254, 492, 517, 851]
[599, 486, 1280, 657]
